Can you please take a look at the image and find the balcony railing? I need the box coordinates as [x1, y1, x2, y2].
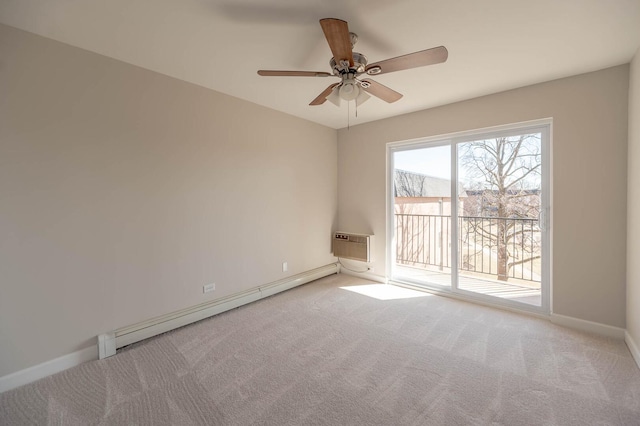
[395, 214, 541, 282]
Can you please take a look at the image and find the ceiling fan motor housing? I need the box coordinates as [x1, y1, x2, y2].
[330, 52, 368, 75]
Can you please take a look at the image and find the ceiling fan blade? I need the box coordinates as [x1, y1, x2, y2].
[365, 46, 448, 76]
[319, 18, 354, 67]
[360, 79, 403, 103]
[258, 70, 333, 77]
[310, 83, 341, 106]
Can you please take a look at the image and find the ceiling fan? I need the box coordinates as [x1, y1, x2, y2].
[257, 18, 448, 107]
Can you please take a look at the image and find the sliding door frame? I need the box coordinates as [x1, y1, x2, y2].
[386, 118, 552, 315]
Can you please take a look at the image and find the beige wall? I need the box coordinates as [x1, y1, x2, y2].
[338, 65, 629, 328]
[628, 49, 640, 352]
[0, 24, 338, 377]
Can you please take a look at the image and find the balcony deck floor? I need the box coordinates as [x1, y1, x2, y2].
[394, 264, 541, 306]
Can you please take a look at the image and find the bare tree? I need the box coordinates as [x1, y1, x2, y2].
[459, 134, 541, 281]
[395, 169, 427, 198]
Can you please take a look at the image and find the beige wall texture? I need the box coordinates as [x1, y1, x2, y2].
[628, 49, 640, 354]
[0, 24, 338, 377]
[338, 65, 629, 329]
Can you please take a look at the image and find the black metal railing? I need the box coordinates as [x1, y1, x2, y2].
[395, 214, 541, 282]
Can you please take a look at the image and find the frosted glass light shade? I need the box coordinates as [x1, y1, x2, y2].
[339, 82, 359, 101]
[326, 86, 341, 106]
[356, 89, 370, 107]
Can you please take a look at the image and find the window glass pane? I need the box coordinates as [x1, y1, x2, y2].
[393, 145, 452, 288]
[457, 134, 542, 306]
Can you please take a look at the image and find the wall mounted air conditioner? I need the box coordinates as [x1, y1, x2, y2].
[332, 232, 371, 262]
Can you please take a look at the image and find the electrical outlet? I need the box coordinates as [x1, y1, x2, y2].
[203, 283, 215, 294]
[282, 262, 288, 272]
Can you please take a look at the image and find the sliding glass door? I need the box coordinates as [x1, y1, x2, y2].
[388, 121, 550, 313]
[393, 144, 453, 289]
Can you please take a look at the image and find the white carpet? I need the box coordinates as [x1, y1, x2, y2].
[1, 274, 639, 425]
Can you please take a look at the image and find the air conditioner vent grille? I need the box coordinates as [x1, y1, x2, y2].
[333, 232, 371, 262]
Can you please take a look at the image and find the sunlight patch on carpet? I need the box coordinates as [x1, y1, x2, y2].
[340, 284, 432, 300]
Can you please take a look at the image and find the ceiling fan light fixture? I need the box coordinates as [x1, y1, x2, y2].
[356, 88, 371, 107]
[339, 81, 359, 101]
[326, 86, 342, 106]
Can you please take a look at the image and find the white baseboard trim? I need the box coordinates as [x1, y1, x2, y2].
[338, 268, 388, 284]
[103, 263, 339, 356]
[1, 264, 338, 394]
[550, 313, 626, 339]
[625, 331, 640, 370]
[0, 345, 97, 394]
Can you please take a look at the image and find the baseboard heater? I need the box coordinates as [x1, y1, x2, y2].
[98, 263, 338, 359]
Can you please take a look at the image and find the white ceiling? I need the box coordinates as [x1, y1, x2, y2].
[2, 0, 640, 129]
